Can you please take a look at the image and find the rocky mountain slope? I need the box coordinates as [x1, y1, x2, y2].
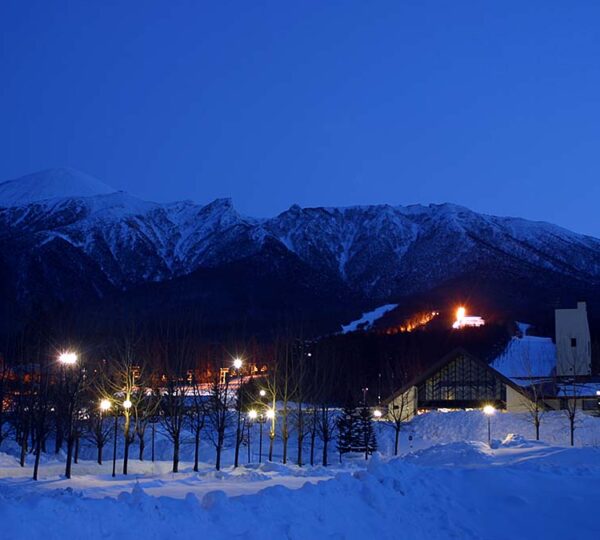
[1, 168, 599, 336]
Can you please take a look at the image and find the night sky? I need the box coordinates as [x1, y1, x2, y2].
[1, 1, 599, 236]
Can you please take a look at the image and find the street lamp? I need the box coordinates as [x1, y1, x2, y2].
[100, 399, 111, 412]
[232, 358, 244, 468]
[373, 409, 383, 419]
[58, 350, 79, 479]
[58, 351, 78, 365]
[123, 399, 132, 410]
[483, 405, 495, 446]
[259, 389, 266, 398]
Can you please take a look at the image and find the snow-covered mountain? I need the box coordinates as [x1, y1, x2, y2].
[0, 168, 117, 206]
[1, 168, 599, 334]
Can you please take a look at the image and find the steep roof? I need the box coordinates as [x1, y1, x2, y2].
[382, 347, 533, 405]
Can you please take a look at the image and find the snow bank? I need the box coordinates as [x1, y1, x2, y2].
[2, 440, 600, 540]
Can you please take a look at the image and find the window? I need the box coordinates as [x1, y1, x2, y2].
[571, 337, 577, 347]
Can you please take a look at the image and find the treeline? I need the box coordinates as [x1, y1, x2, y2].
[0, 326, 391, 481]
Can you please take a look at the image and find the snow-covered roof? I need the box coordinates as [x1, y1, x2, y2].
[555, 382, 600, 397]
[490, 332, 556, 384]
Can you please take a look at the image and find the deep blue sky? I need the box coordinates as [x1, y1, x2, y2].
[1, 1, 599, 236]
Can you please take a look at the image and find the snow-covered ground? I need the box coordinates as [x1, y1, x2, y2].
[1, 410, 599, 539]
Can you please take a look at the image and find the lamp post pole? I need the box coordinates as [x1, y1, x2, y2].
[259, 416, 264, 464]
[483, 405, 495, 446]
[247, 421, 252, 463]
[112, 412, 118, 478]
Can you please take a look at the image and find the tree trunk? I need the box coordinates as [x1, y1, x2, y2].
[268, 434, 274, 462]
[33, 439, 42, 481]
[297, 405, 304, 467]
[535, 419, 540, 441]
[139, 435, 145, 461]
[19, 430, 28, 467]
[97, 443, 103, 465]
[394, 427, 400, 456]
[151, 422, 155, 463]
[194, 427, 200, 472]
[282, 415, 288, 464]
[216, 440, 222, 471]
[65, 435, 74, 478]
[123, 438, 130, 475]
[322, 437, 328, 467]
[74, 434, 80, 464]
[570, 418, 575, 446]
[173, 435, 180, 473]
[310, 431, 316, 466]
[54, 419, 63, 454]
[234, 409, 241, 468]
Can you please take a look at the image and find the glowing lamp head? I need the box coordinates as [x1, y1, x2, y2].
[233, 358, 243, 369]
[373, 409, 383, 419]
[58, 351, 78, 365]
[456, 307, 466, 321]
[99, 399, 111, 412]
[483, 405, 496, 416]
[266, 408, 275, 420]
[259, 389, 266, 397]
[123, 399, 132, 410]
[248, 409, 258, 420]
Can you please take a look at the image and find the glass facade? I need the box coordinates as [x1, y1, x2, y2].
[417, 353, 506, 409]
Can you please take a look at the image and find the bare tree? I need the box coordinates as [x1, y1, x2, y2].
[317, 403, 336, 467]
[101, 333, 141, 475]
[86, 403, 112, 465]
[516, 346, 550, 441]
[207, 375, 232, 470]
[382, 360, 411, 456]
[161, 373, 187, 472]
[559, 347, 583, 447]
[57, 354, 87, 479]
[188, 374, 208, 472]
[31, 367, 51, 480]
[133, 386, 161, 461]
[0, 354, 10, 446]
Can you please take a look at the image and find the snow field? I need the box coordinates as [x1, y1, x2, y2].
[1, 410, 600, 539]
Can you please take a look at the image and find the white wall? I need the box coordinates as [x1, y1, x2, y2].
[555, 302, 591, 376]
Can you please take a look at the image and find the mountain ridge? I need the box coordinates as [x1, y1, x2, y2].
[1, 168, 599, 337]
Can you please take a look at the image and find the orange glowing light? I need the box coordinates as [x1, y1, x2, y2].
[452, 305, 485, 329]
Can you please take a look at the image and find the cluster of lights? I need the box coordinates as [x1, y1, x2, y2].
[452, 306, 485, 330]
[385, 311, 439, 335]
[247, 406, 275, 421]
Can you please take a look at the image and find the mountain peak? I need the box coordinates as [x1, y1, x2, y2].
[0, 167, 117, 207]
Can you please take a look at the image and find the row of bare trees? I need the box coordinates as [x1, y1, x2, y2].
[0, 324, 388, 480]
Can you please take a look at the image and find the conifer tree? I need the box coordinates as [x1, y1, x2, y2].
[336, 393, 360, 460]
[358, 406, 377, 460]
